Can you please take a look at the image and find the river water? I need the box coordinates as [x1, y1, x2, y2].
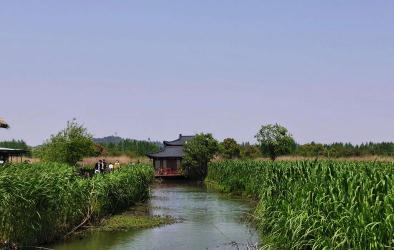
[51, 181, 259, 250]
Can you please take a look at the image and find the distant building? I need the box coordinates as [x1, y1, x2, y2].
[0, 118, 27, 164]
[0, 147, 27, 164]
[147, 134, 194, 177]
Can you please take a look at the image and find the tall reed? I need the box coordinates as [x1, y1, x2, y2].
[207, 160, 394, 249]
[0, 163, 153, 246]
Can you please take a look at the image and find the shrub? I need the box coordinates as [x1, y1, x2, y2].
[182, 133, 219, 180]
[0, 163, 153, 246]
[220, 138, 241, 159]
[255, 123, 296, 160]
[35, 120, 95, 165]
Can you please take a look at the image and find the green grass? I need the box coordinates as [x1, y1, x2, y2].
[0, 163, 153, 246]
[207, 160, 394, 249]
[99, 214, 175, 231]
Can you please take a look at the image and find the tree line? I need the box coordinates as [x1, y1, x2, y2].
[1, 121, 393, 167]
[294, 141, 394, 158]
[94, 136, 161, 157]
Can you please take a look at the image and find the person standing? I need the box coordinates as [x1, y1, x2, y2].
[108, 162, 114, 172]
[102, 159, 107, 172]
[114, 160, 120, 170]
[95, 160, 102, 174]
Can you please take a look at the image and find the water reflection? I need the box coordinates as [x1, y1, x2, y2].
[52, 181, 259, 250]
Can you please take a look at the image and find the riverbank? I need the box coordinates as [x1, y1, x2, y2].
[51, 181, 259, 250]
[0, 163, 154, 248]
[64, 212, 176, 245]
[88, 200, 177, 233]
[98, 214, 175, 231]
[207, 160, 394, 249]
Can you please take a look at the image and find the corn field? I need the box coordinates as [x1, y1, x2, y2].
[0, 163, 153, 246]
[207, 160, 394, 249]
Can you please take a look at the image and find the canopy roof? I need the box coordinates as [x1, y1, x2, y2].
[0, 147, 27, 156]
[0, 118, 9, 129]
[164, 134, 194, 146]
[147, 134, 195, 159]
[147, 146, 184, 159]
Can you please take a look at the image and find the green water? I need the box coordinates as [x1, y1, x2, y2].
[51, 181, 259, 250]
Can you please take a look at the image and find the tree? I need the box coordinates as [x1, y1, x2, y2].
[37, 119, 95, 165]
[182, 133, 219, 180]
[255, 123, 296, 161]
[296, 142, 326, 157]
[220, 138, 241, 159]
[240, 143, 261, 159]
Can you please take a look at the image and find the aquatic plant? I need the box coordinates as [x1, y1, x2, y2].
[0, 163, 153, 246]
[207, 160, 394, 249]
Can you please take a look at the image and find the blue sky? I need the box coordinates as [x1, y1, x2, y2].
[1, 1, 393, 145]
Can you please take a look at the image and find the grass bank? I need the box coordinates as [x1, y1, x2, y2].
[98, 214, 175, 231]
[207, 160, 394, 249]
[0, 163, 153, 247]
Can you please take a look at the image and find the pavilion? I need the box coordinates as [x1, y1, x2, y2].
[0, 147, 27, 164]
[147, 134, 194, 177]
[0, 118, 27, 164]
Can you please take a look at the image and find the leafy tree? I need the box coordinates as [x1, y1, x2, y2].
[96, 137, 161, 157]
[296, 142, 326, 157]
[92, 143, 108, 156]
[293, 141, 394, 158]
[240, 143, 261, 159]
[255, 123, 296, 161]
[220, 138, 241, 159]
[182, 133, 219, 180]
[36, 119, 95, 165]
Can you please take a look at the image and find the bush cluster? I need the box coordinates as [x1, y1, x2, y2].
[96, 138, 161, 157]
[0, 163, 153, 246]
[295, 142, 394, 158]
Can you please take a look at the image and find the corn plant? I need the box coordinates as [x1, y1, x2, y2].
[207, 160, 394, 249]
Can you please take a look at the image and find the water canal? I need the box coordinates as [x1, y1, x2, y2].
[51, 181, 259, 250]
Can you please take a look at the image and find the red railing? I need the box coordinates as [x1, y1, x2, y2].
[155, 168, 181, 176]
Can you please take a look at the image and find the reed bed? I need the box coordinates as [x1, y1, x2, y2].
[0, 163, 153, 246]
[207, 160, 394, 249]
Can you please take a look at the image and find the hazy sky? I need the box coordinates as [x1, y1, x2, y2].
[1, 1, 393, 146]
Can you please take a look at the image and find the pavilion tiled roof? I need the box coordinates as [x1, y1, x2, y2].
[147, 134, 195, 158]
[164, 134, 195, 146]
[147, 146, 184, 158]
[0, 147, 26, 155]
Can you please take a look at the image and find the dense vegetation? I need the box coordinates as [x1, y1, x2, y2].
[220, 138, 241, 159]
[207, 160, 394, 249]
[0, 163, 153, 246]
[95, 136, 161, 157]
[34, 120, 96, 165]
[239, 142, 261, 159]
[255, 123, 296, 160]
[182, 133, 219, 180]
[295, 141, 394, 158]
[238, 141, 394, 159]
[4, 139, 394, 161]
